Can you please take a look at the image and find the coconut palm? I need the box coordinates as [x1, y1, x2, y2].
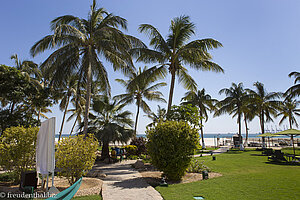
[67, 95, 85, 135]
[277, 98, 300, 129]
[114, 66, 166, 135]
[285, 71, 300, 99]
[146, 105, 167, 128]
[87, 95, 134, 159]
[58, 75, 78, 141]
[241, 98, 255, 146]
[181, 89, 217, 149]
[247, 82, 281, 148]
[131, 15, 223, 112]
[214, 83, 247, 150]
[30, 0, 144, 136]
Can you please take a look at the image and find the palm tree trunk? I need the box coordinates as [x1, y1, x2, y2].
[134, 102, 140, 137]
[244, 117, 249, 147]
[59, 96, 70, 141]
[101, 141, 110, 160]
[261, 111, 266, 148]
[69, 115, 79, 136]
[167, 70, 176, 113]
[238, 112, 243, 150]
[83, 60, 92, 137]
[200, 118, 205, 149]
[37, 108, 41, 121]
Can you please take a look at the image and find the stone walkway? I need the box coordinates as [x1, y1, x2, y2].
[99, 160, 163, 200]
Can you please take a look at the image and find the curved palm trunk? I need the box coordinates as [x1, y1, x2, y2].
[167, 70, 176, 113]
[69, 115, 79, 136]
[289, 117, 296, 156]
[101, 141, 110, 160]
[134, 102, 140, 137]
[238, 112, 244, 150]
[200, 118, 205, 149]
[83, 60, 92, 137]
[37, 108, 41, 121]
[59, 96, 70, 141]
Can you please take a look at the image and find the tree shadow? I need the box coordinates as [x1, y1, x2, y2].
[265, 161, 300, 166]
[112, 177, 149, 189]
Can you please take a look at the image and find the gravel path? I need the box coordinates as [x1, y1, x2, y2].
[99, 160, 163, 200]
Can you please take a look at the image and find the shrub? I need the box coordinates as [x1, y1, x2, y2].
[56, 134, 98, 185]
[124, 145, 137, 156]
[146, 121, 199, 181]
[130, 137, 147, 155]
[0, 126, 39, 182]
[186, 159, 210, 173]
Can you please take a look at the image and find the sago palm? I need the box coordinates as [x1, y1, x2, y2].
[181, 88, 217, 149]
[30, 0, 144, 136]
[214, 83, 247, 150]
[114, 66, 166, 135]
[131, 15, 223, 112]
[247, 82, 281, 148]
[277, 98, 300, 129]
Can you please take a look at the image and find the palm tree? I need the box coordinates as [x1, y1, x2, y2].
[146, 105, 167, 128]
[58, 75, 78, 141]
[277, 98, 300, 129]
[67, 95, 85, 135]
[181, 89, 217, 149]
[114, 66, 166, 135]
[241, 99, 255, 146]
[285, 71, 300, 99]
[214, 83, 247, 150]
[11, 54, 42, 81]
[30, 0, 144, 136]
[87, 95, 134, 159]
[247, 82, 281, 148]
[131, 15, 223, 112]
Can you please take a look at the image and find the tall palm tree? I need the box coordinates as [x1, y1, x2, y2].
[58, 75, 78, 141]
[114, 66, 166, 135]
[241, 98, 255, 146]
[30, 0, 144, 136]
[67, 94, 85, 135]
[247, 82, 281, 148]
[214, 83, 247, 150]
[131, 15, 223, 112]
[87, 95, 134, 159]
[285, 71, 300, 99]
[277, 98, 300, 129]
[181, 89, 217, 149]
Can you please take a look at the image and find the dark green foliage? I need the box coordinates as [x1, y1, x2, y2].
[130, 137, 147, 155]
[146, 121, 199, 181]
[124, 145, 138, 156]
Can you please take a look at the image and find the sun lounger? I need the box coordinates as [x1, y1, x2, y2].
[268, 150, 287, 162]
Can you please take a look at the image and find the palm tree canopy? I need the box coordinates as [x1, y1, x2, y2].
[87, 95, 134, 143]
[277, 98, 300, 128]
[285, 71, 300, 99]
[114, 66, 167, 114]
[30, 0, 145, 92]
[181, 88, 217, 122]
[131, 15, 223, 111]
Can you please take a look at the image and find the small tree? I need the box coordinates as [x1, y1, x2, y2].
[146, 121, 199, 181]
[0, 126, 39, 182]
[55, 134, 98, 185]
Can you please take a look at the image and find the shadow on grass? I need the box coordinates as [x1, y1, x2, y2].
[226, 150, 243, 154]
[250, 154, 268, 156]
[265, 161, 300, 166]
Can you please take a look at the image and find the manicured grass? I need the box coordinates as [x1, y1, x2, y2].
[156, 150, 300, 200]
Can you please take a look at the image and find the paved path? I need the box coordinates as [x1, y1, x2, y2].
[193, 146, 230, 157]
[99, 160, 163, 200]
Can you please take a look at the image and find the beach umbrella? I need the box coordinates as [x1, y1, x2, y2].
[275, 129, 300, 156]
[256, 133, 279, 148]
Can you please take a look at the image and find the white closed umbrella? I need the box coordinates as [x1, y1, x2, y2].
[36, 117, 57, 192]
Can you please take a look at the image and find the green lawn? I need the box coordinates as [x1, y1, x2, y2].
[73, 195, 102, 200]
[156, 150, 300, 200]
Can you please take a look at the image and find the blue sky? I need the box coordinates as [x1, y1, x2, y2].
[0, 0, 299, 135]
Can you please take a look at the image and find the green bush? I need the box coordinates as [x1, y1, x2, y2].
[124, 145, 137, 156]
[146, 121, 199, 181]
[130, 137, 147, 155]
[0, 126, 39, 182]
[186, 159, 210, 173]
[56, 134, 98, 185]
